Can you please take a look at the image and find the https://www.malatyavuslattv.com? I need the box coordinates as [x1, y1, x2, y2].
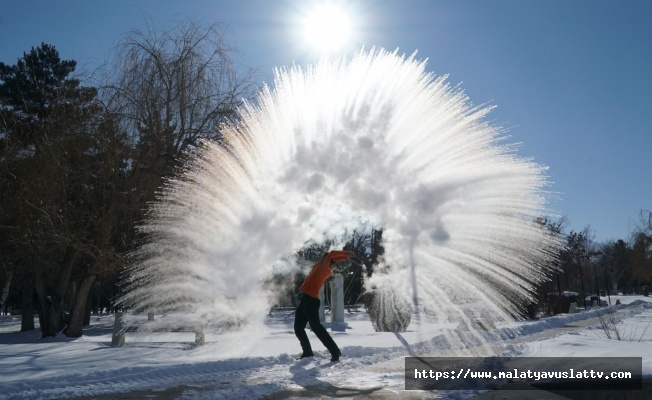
[405, 357, 642, 391]
[414, 366, 633, 381]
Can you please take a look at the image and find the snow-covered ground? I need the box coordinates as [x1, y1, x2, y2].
[1, 295, 651, 399]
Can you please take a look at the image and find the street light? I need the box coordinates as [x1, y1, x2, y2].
[578, 250, 602, 309]
[605, 265, 612, 305]
[578, 256, 587, 309]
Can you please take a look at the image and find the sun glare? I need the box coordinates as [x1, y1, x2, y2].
[302, 3, 352, 54]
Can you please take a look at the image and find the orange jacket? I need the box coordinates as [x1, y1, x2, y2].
[299, 250, 352, 299]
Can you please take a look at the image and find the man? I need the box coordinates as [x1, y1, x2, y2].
[294, 250, 355, 361]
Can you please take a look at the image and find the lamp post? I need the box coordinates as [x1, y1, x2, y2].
[593, 263, 600, 302]
[578, 250, 602, 309]
[605, 266, 612, 305]
[578, 256, 587, 309]
[590, 251, 602, 301]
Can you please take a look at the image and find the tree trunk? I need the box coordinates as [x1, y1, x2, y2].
[0, 268, 13, 313]
[52, 246, 77, 332]
[92, 283, 100, 315]
[32, 248, 78, 337]
[83, 292, 92, 326]
[20, 259, 35, 332]
[32, 256, 56, 338]
[55, 246, 76, 297]
[54, 246, 77, 331]
[64, 274, 95, 337]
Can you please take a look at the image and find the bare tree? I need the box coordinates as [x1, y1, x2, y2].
[103, 18, 258, 204]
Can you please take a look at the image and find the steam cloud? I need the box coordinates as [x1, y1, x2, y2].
[119, 49, 559, 354]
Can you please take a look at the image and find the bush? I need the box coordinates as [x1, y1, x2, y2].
[361, 288, 412, 332]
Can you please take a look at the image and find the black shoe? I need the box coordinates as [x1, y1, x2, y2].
[330, 350, 341, 362]
[300, 352, 314, 359]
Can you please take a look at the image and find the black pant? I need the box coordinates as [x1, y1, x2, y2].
[294, 292, 340, 356]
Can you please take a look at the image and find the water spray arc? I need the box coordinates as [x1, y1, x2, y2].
[119, 48, 559, 355]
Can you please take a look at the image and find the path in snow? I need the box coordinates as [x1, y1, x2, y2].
[78, 303, 652, 399]
[2, 300, 649, 400]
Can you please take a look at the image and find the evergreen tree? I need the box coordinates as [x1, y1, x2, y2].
[1, 43, 125, 337]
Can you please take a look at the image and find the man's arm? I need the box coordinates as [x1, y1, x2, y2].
[328, 250, 355, 263]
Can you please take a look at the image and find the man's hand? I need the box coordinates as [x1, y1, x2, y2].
[332, 264, 349, 275]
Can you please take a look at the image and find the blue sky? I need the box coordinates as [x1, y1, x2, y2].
[1, 0, 650, 243]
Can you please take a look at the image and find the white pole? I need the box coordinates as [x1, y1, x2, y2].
[330, 274, 346, 331]
[111, 311, 125, 347]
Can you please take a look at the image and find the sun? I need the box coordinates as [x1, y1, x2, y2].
[301, 3, 352, 54]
